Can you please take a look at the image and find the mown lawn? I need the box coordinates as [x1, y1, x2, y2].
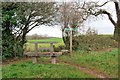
[59, 48, 118, 78]
[2, 61, 93, 78]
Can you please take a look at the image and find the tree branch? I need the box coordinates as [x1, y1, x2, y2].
[27, 23, 38, 33]
[95, 1, 110, 7]
[27, 18, 50, 33]
[16, 11, 32, 39]
[92, 9, 116, 26]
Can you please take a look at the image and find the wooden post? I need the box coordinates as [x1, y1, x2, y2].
[50, 42, 54, 56]
[32, 57, 37, 63]
[70, 28, 72, 55]
[50, 43, 56, 64]
[35, 42, 38, 55]
[51, 54, 56, 64]
[32, 42, 38, 63]
[50, 42, 54, 51]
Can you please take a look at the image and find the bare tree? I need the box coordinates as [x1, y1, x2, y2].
[56, 2, 90, 48]
[84, 0, 120, 41]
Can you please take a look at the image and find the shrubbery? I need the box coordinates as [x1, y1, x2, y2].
[26, 34, 49, 40]
[54, 45, 66, 52]
[61, 28, 118, 52]
[72, 35, 118, 52]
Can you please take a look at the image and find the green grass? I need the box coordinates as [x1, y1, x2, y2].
[25, 38, 64, 52]
[59, 48, 118, 78]
[2, 61, 93, 78]
[28, 38, 63, 43]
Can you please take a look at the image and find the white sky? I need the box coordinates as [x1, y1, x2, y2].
[27, 0, 117, 37]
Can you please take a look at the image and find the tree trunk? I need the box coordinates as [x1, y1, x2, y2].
[114, 9, 120, 42]
[117, 18, 120, 49]
[114, 1, 120, 42]
[21, 34, 26, 56]
[62, 30, 66, 45]
[114, 26, 119, 41]
[19, 28, 27, 56]
[62, 30, 70, 50]
[117, 9, 120, 45]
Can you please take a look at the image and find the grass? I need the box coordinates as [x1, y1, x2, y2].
[2, 48, 118, 78]
[59, 48, 118, 78]
[3, 37, 118, 78]
[2, 61, 93, 78]
[25, 38, 64, 52]
[28, 38, 63, 43]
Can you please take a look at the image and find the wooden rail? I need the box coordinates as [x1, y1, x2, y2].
[24, 42, 62, 64]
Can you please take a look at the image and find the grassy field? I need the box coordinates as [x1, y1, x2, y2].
[25, 37, 118, 77]
[59, 48, 118, 78]
[25, 38, 64, 52]
[2, 61, 93, 78]
[2, 48, 118, 78]
[28, 38, 63, 43]
[3, 37, 118, 78]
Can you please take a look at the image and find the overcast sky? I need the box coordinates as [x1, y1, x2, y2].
[27, 0, 117, 37]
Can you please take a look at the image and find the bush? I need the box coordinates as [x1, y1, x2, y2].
[54, 45, 66, 52]
[74, 35, 118, 52]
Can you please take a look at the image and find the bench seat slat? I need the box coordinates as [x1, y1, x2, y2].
[24, 52, 62, 57]
[38, 47, 51, 51]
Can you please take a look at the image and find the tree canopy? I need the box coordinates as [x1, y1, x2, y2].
[2, 2, 57, 59]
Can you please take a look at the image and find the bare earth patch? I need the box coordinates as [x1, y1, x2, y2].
[58, 59, 109, 79]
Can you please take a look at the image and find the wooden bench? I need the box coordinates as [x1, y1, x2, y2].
[24, 42, 62, 64]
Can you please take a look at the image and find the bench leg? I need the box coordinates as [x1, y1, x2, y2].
[51, 57, 56, 64]
[32, 57, 37, 63]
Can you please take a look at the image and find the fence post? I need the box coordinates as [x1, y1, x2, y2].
[50, 42, 56, 64]
[32, 42, 38, 63]
[70, 28, 72, 56]
[50, 42, 54, 56]
[51, 54, 56, 64]
[35, 42, 38, 55]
